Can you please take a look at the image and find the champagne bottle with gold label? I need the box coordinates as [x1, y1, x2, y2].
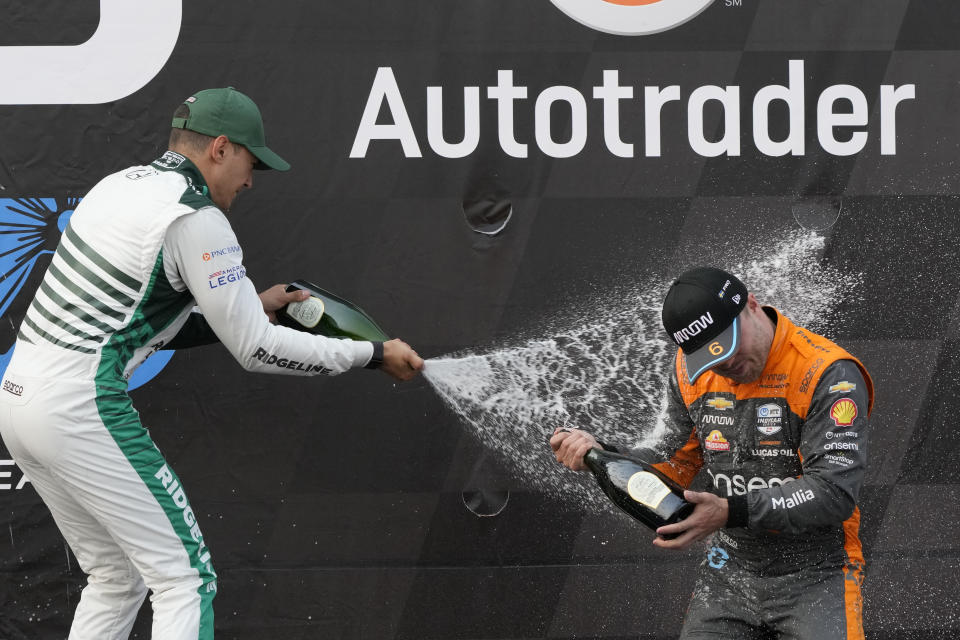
[279, 279, 390, 342]
[583, 448, 693, 538]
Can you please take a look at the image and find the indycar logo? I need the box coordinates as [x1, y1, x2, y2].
[549, 0, 715, 36]
[756, 403, 783, 436]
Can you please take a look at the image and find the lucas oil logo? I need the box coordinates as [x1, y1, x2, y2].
[549, 0, 715, 36]
[756, 403, 783, 435]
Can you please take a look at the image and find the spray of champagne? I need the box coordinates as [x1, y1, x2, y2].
[423, 230, 862, 510]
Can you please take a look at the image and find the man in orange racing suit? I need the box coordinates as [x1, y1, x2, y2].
[551, 266, 873, 640]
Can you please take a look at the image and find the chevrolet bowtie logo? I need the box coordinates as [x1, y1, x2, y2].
[706, 398, 734, 411]
[828, 381, 857, 394]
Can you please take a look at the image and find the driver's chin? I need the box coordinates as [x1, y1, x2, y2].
[713, 359, 755, 384]
[730, 365, 761, 384]
[216, 194, 237, 213]
[227, 190, 242, 211]
[713, 360, 738, 378]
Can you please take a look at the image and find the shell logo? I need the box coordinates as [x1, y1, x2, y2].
[830, 398, 858, 427]
[550, 0, 715, 36]
[704, 430, 731, 451]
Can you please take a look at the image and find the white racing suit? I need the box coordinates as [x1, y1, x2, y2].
[0, 151, 375, 639]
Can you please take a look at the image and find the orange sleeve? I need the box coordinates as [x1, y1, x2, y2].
[653, 425, 702, 488]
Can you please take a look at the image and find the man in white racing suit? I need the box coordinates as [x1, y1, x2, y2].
[0, 87, 423, 640]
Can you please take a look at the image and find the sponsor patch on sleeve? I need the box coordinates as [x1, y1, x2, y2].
[828, 381, 857, 394]
[829, 398, 858, 426]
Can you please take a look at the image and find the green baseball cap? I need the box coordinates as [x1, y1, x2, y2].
[171, 87, 290, 171]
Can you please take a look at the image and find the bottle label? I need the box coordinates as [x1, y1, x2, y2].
[286, 297, 325, 329]
[627, 471, 671, 510]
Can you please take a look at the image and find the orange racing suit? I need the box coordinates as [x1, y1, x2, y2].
[620, 307, 873, 639]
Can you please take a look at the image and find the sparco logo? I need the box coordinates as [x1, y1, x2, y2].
[799, 357, 824, 393]
[673, 312, 714, 345]
[2, 380, 22, 396]
[549, 0, 715, 36]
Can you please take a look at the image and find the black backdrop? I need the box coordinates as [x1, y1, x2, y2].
[2, 1, 960, 638]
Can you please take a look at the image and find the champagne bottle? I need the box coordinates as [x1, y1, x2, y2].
[583, 448, 694, 539]
[279, 279, 390, 342]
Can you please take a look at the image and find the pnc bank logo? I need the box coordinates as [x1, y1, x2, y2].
[550, 0, 715, 36]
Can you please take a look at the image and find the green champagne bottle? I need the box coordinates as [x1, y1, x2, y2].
[583, 448, 694, 539]
[279, 279, 390, 342]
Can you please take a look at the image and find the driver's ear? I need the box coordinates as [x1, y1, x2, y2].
[209, 135, 229, 162]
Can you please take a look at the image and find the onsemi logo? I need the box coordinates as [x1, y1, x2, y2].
[0, 0, 181, 104]
[549, 0, 715, 36]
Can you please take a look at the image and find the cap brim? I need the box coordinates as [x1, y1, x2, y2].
[248, 145, 290, 171]
[684, 316, 741, 384]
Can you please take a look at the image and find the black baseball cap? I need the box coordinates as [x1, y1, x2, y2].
[171, 87, 290, 171]
[662, 267, 748, 383]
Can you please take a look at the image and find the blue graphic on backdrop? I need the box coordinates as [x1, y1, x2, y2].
[0, 198, 174, 390]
